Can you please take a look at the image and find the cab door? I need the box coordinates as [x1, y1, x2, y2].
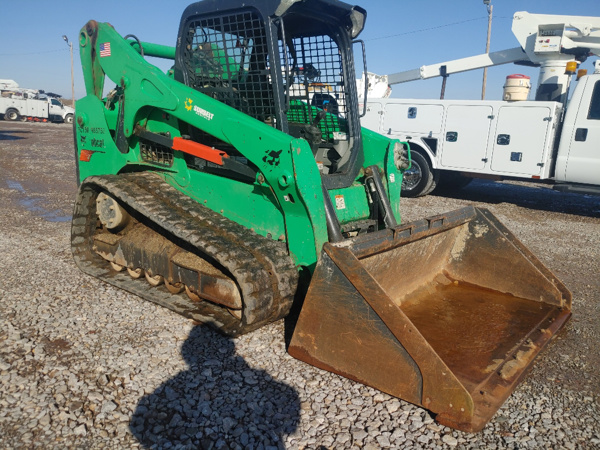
[48, 98, 64, 117]
[562, 79, 600, 185]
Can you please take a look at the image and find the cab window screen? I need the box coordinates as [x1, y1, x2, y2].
[183, 11, 275, 123]
[280, 34, 350, 144]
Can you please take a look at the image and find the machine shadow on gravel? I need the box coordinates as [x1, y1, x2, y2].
[130, 325, 300, 449]
[0, 129, 31, 141]
[433, 179, 600, 218]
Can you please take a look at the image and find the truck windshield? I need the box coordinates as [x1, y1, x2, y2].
[589, 81, 600, 120]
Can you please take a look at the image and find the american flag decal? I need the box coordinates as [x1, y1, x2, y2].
[99, 42, 111, 57]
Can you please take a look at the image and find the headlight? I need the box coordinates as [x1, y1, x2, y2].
[393, 142, 410, 170]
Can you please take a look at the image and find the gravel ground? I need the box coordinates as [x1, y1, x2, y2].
[0, 121, 599, 449]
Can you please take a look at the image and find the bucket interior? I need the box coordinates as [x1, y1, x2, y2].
[359, 217, 564, 392]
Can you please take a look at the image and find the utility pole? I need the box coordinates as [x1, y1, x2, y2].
[63, 35, 75, 104]
[482, 0, 493, 100]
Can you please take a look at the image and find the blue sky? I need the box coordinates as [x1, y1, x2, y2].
[1, 0, 599, 101]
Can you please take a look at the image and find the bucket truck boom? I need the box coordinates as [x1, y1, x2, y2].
[362, 11, 600, 197]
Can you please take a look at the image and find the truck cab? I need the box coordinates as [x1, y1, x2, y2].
[46, 97, 75, 123]
[554, 72, 600, 193]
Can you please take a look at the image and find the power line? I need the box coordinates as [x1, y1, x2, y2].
[0, 48, 70, 57]
[366, 16, 511, 42]
[0, 16, 514, 55]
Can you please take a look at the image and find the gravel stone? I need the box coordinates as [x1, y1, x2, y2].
[376, 434, 391, 447]
[442, 434, 458, 446]
[385, 400, 401, 414]
[353, 429, 368, 441]
[73, 424, 87, 436]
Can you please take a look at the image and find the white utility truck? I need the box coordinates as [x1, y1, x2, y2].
[362, 12, 600, 197]
[0, 81, 74, 123]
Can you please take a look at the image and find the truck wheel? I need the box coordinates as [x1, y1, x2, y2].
[64, 114, 74, 124]
[4, 109, 19, 121]
[401, 152, 438, 198]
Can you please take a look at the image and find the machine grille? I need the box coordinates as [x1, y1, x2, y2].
[140, 140, 174, 167]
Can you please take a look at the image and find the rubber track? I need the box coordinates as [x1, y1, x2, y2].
[71, 172, 299, 336]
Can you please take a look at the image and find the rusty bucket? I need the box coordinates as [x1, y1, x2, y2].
[289, 206, 571, 432]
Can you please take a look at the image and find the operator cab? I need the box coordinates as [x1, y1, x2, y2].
[176, 0, 366, 188]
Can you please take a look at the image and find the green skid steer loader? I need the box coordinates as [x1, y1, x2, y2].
[72, 0, 571, 432]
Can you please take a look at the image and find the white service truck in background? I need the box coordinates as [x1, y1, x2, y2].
[0, 95, 75, 124]
[362, 12, 600, 197]
[0, 79, 74, 124]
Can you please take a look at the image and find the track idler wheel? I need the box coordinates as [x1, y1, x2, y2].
[96, 192, 130, 230]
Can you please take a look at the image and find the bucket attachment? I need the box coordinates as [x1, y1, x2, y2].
[289, 206, 571, 432]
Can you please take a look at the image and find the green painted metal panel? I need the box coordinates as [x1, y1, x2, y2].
[161, 169, 288, 243]
[328, 183, 370, 225]
[75, 96, 127, 179]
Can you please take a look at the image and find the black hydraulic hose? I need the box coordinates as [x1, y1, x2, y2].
[124, 34, 144, 57]
[367, 165, 398, 229]
[322, 184, 344, 243]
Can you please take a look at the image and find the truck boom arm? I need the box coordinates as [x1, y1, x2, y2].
[387, 47, 528, 85]
[369, 11, 600, 103]
[387, 12, 600, 86]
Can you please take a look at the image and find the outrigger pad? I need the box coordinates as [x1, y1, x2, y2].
[289, 206, 571, 432]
